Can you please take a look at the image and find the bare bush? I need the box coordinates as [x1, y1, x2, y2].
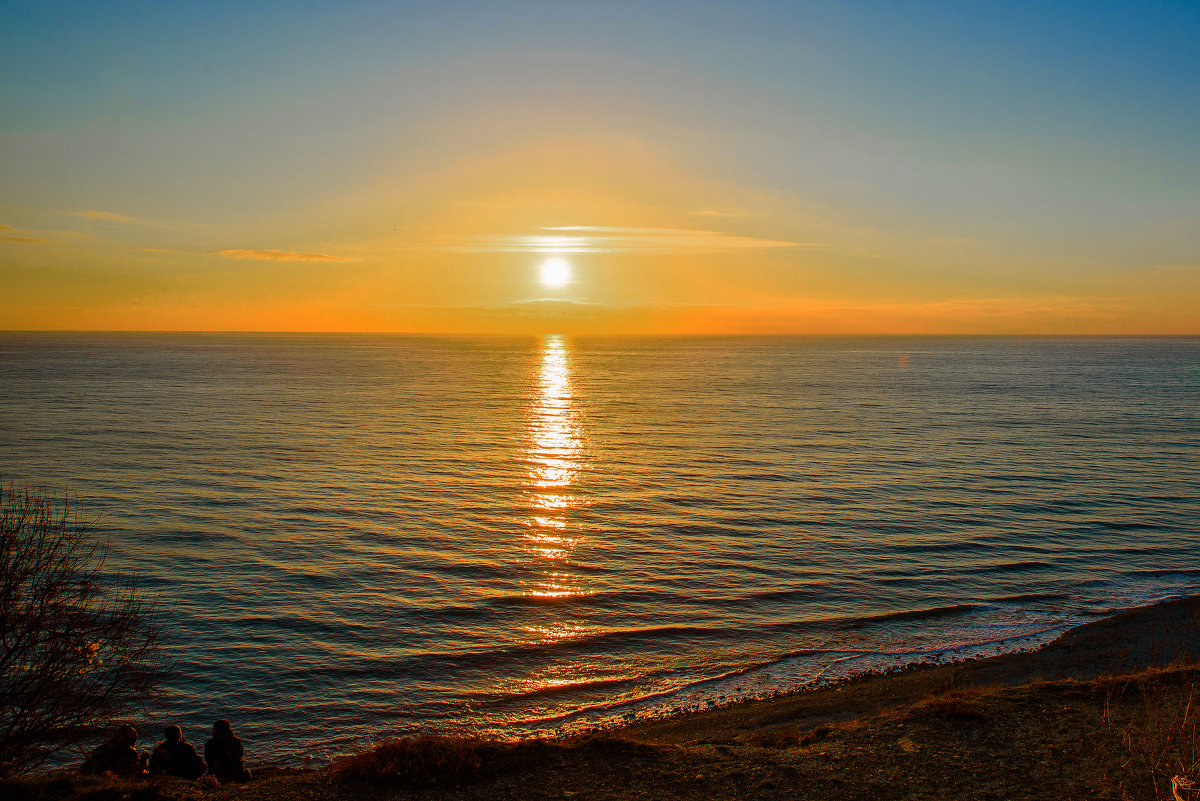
[0, 482, 163, 776]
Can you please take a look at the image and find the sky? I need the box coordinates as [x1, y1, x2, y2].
[2, 0, 1198, 334]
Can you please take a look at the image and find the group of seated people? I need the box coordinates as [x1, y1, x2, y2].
[81, 720, 251, 783]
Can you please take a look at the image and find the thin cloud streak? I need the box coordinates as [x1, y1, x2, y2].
[688, 209, 752, 218]
[0, 223, 50, 244]
[454, 225, 812, 254]
[218, 249, 356, 263]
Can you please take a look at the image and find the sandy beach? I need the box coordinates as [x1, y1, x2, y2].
[8, 595, 1200, 801]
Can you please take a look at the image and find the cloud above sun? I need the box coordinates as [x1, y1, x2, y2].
[452, 226, 811, 254]
[218, 249, 356, 263]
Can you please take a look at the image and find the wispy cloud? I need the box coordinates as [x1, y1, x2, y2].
[0, 223, 49, 244]
[688, 209, 752, 218]
[67, 210, 139, 223]
[218, 248, 356, 263]
[455, 226, 811, 254]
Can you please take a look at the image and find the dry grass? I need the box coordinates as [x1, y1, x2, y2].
[335, 734, 484, 786]
[1094, 664, 1200, 800]
[1087, 607, 1200, 799]
[912, 689, 988, 721]
[744, 723, 836, 749]
[0, 774, 200, 801]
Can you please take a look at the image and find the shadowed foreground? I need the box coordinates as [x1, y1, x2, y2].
[7, 598, 1200, 801]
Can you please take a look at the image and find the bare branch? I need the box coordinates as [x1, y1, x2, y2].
[0, 482, 165, 776]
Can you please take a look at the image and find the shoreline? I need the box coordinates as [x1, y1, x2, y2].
[616, 593, 1200, 747]
[479, 592, 1192, 742]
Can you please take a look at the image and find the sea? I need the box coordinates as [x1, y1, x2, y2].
[2, 334, 1199, 762]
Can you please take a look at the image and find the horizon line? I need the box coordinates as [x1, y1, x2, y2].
[2, 330, 1198, 338]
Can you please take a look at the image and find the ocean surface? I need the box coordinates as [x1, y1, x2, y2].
[2, 334, 1199, 761]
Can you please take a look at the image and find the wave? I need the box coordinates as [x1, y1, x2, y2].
[473, 677, 633, 704]
[893, 540, 988, 553]
[985, 592, 1068, 604]
[279, 623, 728, 682]
[485, 589, 692, 608]
[840, 603, 982, 627]
[965, 560, 1054, 574]
[1126, 568, 1200, 578]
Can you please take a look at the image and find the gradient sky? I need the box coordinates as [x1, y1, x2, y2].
[2, 0, 1198, 333]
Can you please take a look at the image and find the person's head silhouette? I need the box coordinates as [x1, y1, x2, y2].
[115, 724, 138, 747]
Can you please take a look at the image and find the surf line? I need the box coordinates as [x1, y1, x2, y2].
[512, 622, 1076, 731]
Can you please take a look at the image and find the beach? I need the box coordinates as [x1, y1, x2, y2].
[10, 595, 1200, 800]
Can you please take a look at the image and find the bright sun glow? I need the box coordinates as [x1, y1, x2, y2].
[539, 257, 570, 287]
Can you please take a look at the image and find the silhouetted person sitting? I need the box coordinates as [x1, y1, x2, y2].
[81, 724, 148, 778]
[204, 719, 252, 783]
[148, 724, 206, 779]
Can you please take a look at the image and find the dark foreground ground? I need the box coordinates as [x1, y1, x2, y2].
[9, 597, 1200, 801]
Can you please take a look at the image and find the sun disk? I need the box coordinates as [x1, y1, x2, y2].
[540, 258, 570, 287]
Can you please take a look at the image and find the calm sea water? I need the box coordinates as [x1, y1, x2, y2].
[2, 334, 1199, 761]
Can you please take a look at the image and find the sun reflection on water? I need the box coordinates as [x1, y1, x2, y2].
[521, 335, 588, 602]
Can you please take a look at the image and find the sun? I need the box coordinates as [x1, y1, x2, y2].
[539, 257, 570, 287]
